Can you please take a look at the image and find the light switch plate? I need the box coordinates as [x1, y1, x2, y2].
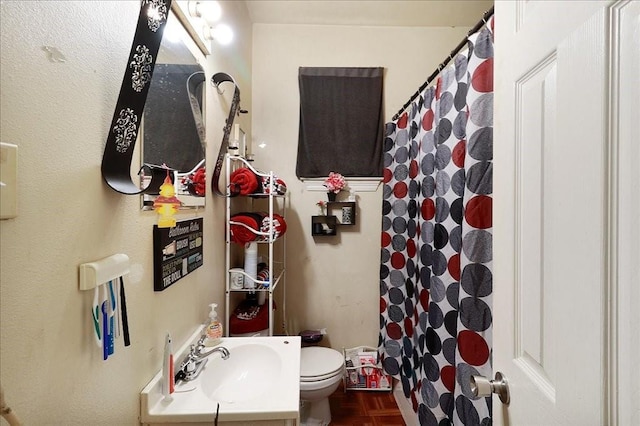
[0, 142, 18, 219]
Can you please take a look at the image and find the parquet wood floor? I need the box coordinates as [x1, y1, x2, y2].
[327, 383, 406, 425]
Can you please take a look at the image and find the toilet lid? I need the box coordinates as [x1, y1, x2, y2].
[300, 347, 344, 379]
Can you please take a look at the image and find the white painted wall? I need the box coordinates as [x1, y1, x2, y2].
[0, 1, 251, 424]
[251, 23, 469, 350]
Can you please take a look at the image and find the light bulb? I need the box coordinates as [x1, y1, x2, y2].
[212, 23, 233, 45]
[188, 1, 222, 25]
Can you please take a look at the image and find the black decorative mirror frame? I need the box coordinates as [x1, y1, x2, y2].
[101, 0, 174, 195]
[140, 11, 207, 209]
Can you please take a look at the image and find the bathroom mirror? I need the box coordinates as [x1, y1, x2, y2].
[140, 7, 207, 209]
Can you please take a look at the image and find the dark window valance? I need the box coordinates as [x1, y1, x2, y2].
[296, 67, 384, 178]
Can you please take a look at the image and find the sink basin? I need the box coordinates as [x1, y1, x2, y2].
[201, 343, 282, 403]
[140, 329, 301, 424]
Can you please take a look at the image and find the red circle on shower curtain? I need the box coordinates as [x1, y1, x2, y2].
[458, 330, 490, 366]
[421, 198, 435, 220]
[398, 112, 408, 129]
[386, 322, 403, 339]
[391, 252, 406, 269]
[394, 182, 408, 198]
[383, 168, 393, 183]
[422, 109, 434, 131]
[448, 254, 461, 281]
[381, 232, 391, 247]
[420, 289, 430, 310]
[441, 365, 456, 392]
[452, 140, 466, 168]
[472, 58, 494, 93]
[380, 297, 387, 313]
[465, 195, 492, 229]
[406, 238, 416, 258]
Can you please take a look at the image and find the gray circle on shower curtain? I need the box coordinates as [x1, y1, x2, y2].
[423, 85, 435, 107]
[435, 197, 450, 222]
[461, 263, 493, 298]
[455, 53, 468, 81]
[422, 176, 435, 198]
[383, 184, 394, 201]
[462, 229, 493, 263]
[460, 297, 492, 332]
[440, 66, 456, 93]
[421, 378, 440, 409]
[436, 170, 451, 196]
[422, 153, 435, 176]
[392, 235, 407, 251]
[421, 221, 434, 244]
[439, 91, 454, 118]
[470, 93, 493, 127]
[419, 311, 429, 333]
[474, 28, 494, 59]
[429, 276, 446, 302]
[396, 128, 409, 146]
[394, 163, 409, 181]
[392, 216, 407, 233]
[392, 199, 408, 216]
[395, 146, 409, 164]
[389, 270, 406, 287]
[382, 216, 392, 231]
[421, 244, 433, 267]
[466, 161, 493, 195]
[469, 127, 493, 161]
[446, 282, 460, 310]
[388, 305, 405, 322]
[389, 286, 406, 305]
[453, 110, 468, 140]
[435, 144, 452, 170]
[383, 151, 394, 167]
[436, 118, 453, 145]
[449, 225, 462, 252]
[409, 180, 420, 199]
[422, 131, 435, 154]
[380, 248, 390, 263]
[431, 250, 448, 276]
[385, 339, 402, 358]
[454, 82, 469, 112]
[451, 169, 466, 197]
[443, 337, 457, 365]
[385, 122, 396, 136]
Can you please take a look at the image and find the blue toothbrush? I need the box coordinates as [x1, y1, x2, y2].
[107, 281, 115, 355]
[101, 300, 109, 361]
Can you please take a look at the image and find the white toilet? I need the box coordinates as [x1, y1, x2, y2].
[299, 346, 344, 425]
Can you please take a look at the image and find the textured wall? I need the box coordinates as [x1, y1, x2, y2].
[0, 1, 251, 424]
[251, 23, 469, 351]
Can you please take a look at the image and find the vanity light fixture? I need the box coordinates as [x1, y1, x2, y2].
[188, 0, 222, 25]
[203, 23, 234, 45]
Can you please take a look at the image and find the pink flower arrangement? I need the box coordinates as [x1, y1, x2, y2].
[323, 172, 346, 194]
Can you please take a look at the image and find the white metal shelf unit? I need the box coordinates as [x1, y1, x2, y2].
[224, 154, 286, 336]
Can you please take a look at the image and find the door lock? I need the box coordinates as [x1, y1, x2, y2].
[470, 371, 510, 404]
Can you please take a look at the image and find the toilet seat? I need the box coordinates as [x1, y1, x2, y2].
[300, 347, 344, 382]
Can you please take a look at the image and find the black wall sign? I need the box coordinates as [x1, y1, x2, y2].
[153, 218, 203, 291]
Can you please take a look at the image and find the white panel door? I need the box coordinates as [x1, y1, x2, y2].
[493, 1, 639, 424]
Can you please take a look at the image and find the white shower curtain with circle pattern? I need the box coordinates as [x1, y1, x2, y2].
[379, 19, 494, 425]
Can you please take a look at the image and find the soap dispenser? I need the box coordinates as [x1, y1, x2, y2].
[205, 303, 223, 345]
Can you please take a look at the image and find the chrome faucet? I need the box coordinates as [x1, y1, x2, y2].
[174, 335, 230, 383]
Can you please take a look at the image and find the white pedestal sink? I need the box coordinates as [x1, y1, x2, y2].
[140, 328, 301, 425]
